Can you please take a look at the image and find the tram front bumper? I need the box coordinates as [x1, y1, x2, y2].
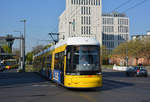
[64, 75, 102, 88]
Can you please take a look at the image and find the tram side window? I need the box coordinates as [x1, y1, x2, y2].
[66, 46, 72, 73]
[42, 57, 46, 68]
[54, 52, 64, 70]
[46, 55, 52, 68]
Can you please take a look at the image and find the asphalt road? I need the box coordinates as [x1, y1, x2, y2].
[0, 69, 150, 102]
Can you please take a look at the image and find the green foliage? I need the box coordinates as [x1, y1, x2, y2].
[101, 45, 110, 65]
[112, 38, 150, 65]
[43, 44, 52, 49]
[140, 38, 150, 59]
[26, 52, 33, 64]
[26, 44, 52, 65]
[2, 45, 11, 53]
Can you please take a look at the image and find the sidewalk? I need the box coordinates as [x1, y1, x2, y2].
[102, 65, 150, 74]
[145, 66, 150, 74]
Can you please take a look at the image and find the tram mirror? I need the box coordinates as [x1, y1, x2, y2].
[64, 50, 67, 56]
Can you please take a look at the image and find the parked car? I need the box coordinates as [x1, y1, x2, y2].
[0, 63, 5, 72]
[126, 66, 148, 77]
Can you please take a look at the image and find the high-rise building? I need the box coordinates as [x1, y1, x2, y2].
[58, 1, 129, 53]
[59, 0, 102, 44]
[102, 12, 129, 53]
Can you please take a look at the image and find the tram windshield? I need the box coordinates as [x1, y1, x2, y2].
[66, 45, 101, 74]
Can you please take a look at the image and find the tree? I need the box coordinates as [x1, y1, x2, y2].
[2, 45, 11, 53]
[140, 38, 150, 63]
[101, 45, 110, 64]
[32, 45, 44, 54]
[26, 44, 52, 64]
[12, 48, 20, 62]
[112, 39, 145, 65]
[127, 40, 144, 65]
[113, 42, 128, 59]
[43, 44, 52, 49]
[26, 52, 33, 64]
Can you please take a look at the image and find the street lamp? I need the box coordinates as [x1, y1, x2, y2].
[126, 42, 128, 67]
[14, 31, 22, 70]
[20, 19, 26, 72]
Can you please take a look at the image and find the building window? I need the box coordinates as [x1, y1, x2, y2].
[118, 26, 128, 33]
[86, 26, 88, 34]
[89, 0, 91, 5]
[83, 0, 85, 5]
[86, 16, 88, 24]
[98, 0, 100, 5]
[89, 16, 91, 25]
[84, 26, 86, 34]
[81, 7, 83, 14]
[81, 16, 83, 24]
[84, 7, 86, 14]
[86, 7, 88, 15]
[89, 7, 91, 15]
[81, 26, 83, 34]
[103, 18, 114, 24]
[89, 26, 91, 34]
[118, 19, 128, 25]
[81, 0, 83, 5]
[91, 0, 93, 5]
[73, 19, 75, 32]
[103, 26, 114, 33]
[96, 0, 98, 5]
[86, 0, 88, 5]
[72, 0, 73, 4]
[94, 0, 95, 5]
[84, 16, 86, 24]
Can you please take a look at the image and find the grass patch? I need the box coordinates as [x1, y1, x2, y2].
[25, 65, 41, 72]
[25, 65, 35, 72]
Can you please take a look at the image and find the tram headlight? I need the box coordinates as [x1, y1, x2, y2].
[97, 72, 102, 75]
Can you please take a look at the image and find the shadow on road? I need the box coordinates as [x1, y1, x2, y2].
[68, 71, 134, 92]
[0, 71, 134, 93]
[67, 79, 134, 92]
[101, 71, 134, 91]
[0, 72, 47, 87]
[102, 71, 126, 77]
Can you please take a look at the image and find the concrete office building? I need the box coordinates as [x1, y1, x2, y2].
[59, 0, 102, 44]
[102, 12, 129, 53]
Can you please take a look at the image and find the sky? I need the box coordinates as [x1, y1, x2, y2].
[0, 0, 150, 52]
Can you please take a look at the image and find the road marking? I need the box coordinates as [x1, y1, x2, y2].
[79, 93, 97, 102]
[32, 84, 56, 87]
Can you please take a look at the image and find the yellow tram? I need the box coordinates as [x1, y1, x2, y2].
[33, 37, 102, 88]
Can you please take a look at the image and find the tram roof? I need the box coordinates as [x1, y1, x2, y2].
[34, 37, 99, 57]
[55, 37, 100, 48]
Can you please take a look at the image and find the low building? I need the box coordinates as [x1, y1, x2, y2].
[131, 31, 150, 40]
